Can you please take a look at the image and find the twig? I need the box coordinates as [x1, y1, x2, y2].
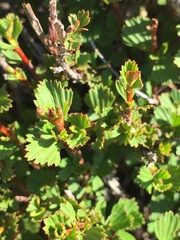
[22, 3, 48, 51]
[88, 37, 119, 78]
[88, 37, 158, 105]
[147, 18, 158, 54]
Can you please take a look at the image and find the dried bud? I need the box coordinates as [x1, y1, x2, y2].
[36, 106, 45, 117]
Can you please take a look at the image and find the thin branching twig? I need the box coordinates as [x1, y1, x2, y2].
[23, 1, 81, 81]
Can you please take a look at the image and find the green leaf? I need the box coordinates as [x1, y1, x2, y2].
[6, 66, 27, 81]
[43, 212, 74, 239]
[65, 32, 82, 51]
[159, 142, 172, 156]
[84, 84, 115, 116]
[116, 230, 136, 240]
[1, 49, 22, 64]
[157, 0, 167, 5]
[34, 79, 73, 117]
[136, 166, 154, 193]
[0, 157, 14, 182]
[67, 113, 91, 129]
[0, 41, 14, 50]
[27, 169, 56, 195]
[122, 17, 151, 51]
[115, 80, 127, 100]
[171, 89, 180, 104]
[68, 13, 78, 26]
[77, 10, 90, 28]
[154, 211, 180, 240]
[168, 165, 180, 192]
[22, 217, 40, 234]
[75, 51, 90, 69]
[154, 107, 172, 123]
[0, 140, 14, 159]
[92, 175, 104, 192]
[173, 49, 180, 68]
[9, 14, 23, 41]
[26, 196, 46, 222]
[151, 55, 180, 84]
[153, 168, 172, 192]
[129, 134, 146, 148]
[60, 201, 76, 222]
[0, 84, 13, 113]
[109, 198, 144, 231]
[116, 60, 142, 100]
[0, 13, 22, 43]
[68, 10, 90, 30]
[61, 127, 89, 149]
[25, 122, 61, 166]
[159, 92, 176, 111]
[84, 227, 106, 240]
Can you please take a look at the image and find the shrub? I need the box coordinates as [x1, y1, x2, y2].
[0, 0, 180, 239]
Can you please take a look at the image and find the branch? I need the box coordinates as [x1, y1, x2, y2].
[22, 3, 48, 51]
[88, 37, 158, 105]
[23, 1, 81, 81]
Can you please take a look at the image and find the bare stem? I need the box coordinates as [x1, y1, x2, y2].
[22, 3, 48, 50]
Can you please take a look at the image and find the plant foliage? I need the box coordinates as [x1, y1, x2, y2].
[0, 0, 180, 239]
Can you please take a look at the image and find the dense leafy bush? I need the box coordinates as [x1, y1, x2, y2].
[0, 0, 180, 239]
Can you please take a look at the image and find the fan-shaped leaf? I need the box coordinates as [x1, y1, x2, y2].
[78, 10, 90, 28]
[154, 106, 172, 123]
[136, 166, 154, 193]
[67, 113, 91, 129]
[151, 55, 180, 84]
[43, 212, 75, 239]
[34, 80, 73, 117]
[25, 122, 61, 166]
[84, 84, 115, 116]
[154, 211, 180, 240]
[171, 89, 180, 104]
[60, 201, 76, 222]
[0, 13, 22, 42]
[122, 17, 151, 51]
[116, 60, 142, 100]
[0, 85, 13, 113]
[84, 227, 106, 240]
[153, 168, 172, 192]
[60, 128, 89, 149]
[158, 92, 176, 111]
[26, 196, 46, 222]
[109, 198, 144, 231]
